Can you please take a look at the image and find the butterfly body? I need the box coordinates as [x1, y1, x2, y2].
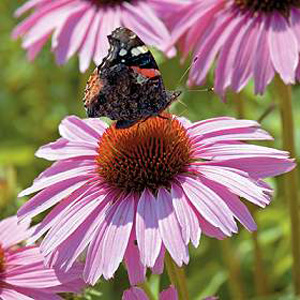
[83, 27, 180, 129]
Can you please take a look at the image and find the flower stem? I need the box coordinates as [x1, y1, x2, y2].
[221, 240, 245, 300]
[138, 282, 156, 300]
[165, 252, 189, 300]
[232, 92, 270, 297]
[275, 75, 300, 295]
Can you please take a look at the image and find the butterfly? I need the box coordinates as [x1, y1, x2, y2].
[83, 27, 181, 129]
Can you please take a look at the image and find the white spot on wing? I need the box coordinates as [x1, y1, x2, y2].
[119, 49, 127, 56]
[131, 46, 149, 56]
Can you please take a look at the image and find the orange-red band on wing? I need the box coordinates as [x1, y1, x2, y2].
[131, 66, 161, 78]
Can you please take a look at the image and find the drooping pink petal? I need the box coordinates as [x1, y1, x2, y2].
[231, 17, 260, 92]
[190, 12, 239, 85]
[43, 197, 111, 272]
[101, 195, 135, 279]
[160, 286, 178, 300]
[64, 5, 96, 61]
[18, 159, 95, 197]
[84, 195, 134, 284]
[17, 177, 88, 220]
[268, 12, 298, 84]
[253, 16, 275, 94]
[78, 8, 101, 72]
[40, 191, 106, 257]
[151, 245, 165, 274]
[136, 189, 162, 267]
[200, 177, 257, 231]
[122, 287, 148, 300]
[53, 5, 88, 64]
[171, 184, 201, 247]
[124, 233, 146, 285]
[155, 188, 189, 266]
[179, 176, 237, 235]
[215, 14, 250, 95]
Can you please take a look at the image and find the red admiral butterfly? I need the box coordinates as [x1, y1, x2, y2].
[83, 27, 181, 129]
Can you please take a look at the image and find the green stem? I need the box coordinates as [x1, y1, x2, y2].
[275, 75, 300, 295]
[138, 282, 156, 300]
[221, 240, 245, 300]
[165, 252, 189, 300]
[233, 92, 245, 119]
[233, 92, 270, 297]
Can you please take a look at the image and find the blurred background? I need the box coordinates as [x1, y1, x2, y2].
[1, 1, 300, 299]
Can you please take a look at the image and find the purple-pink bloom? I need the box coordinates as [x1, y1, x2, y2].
[17, 114, 294, 285]
[12, 0, 175, 72]
[0, 216, 84, 300]
[122, 285, 178, 300]
[169, 0, 300, 96]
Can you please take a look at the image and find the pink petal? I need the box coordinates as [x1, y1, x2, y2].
[101, 195, 135, 279]
[155, 188, 189, 267]
[0, 288, 34, 300]
[79, 8, 101, 72]
[151, 245, 165, 274]
[268, 13, 298, 83]
[84, 195, 134, 284]
[18, 159, 94, 197]
[65, 6, 95, 61]
[200, 177, 257, 231]
[215, 14, 249, 95]
[206, 157, 295, 179]
[35, 138, 97, 161]
[160, 286, 178, 300]
[122, 287, 148, 300]
[190, 13, 239, 84]
[136, 189, 162, 267]
[171, 184, 201, 247]
[22, 3, 76, 49]
[0, 217, 31, 249]
[40, 191, 106, 257]
[124, 233, 146, 285]
[53, 5, 88, 64]
[193, 143, 289, 160]
[179, 176, 237, 235]
[94, 8, 121, 65]
[26, 33, 50, 61]
[14, 0, 44, 18]
[231, 17, 260, 92]
[291, 8, 300, 47]
[198, 166, 271, 207]
[17, 177, 87, 220]
[43, 198, 111, 272]
[253, 17, 275, 94]
[59, 115, 103, 143]
[188, 118, 260, 137]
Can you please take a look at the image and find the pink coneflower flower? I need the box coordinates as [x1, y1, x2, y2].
[169, 0, 300, 96]
[0, 216, 84, 299]
[18, 114, 294, 285]
[123, 285, 177, 300]
[12, 0, 175, 72]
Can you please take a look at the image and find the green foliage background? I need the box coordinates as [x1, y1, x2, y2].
[1, 1, 300, 299]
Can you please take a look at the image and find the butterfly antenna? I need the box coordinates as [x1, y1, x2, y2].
[188, 87, 214, 92]
[178, 56, 198, 85]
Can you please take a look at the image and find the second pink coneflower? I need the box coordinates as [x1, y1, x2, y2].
[18, 114, 294, 285]
[169, 0, 300, 95]
[0, 216, 84, 299]
[12, 0, 175, 72]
